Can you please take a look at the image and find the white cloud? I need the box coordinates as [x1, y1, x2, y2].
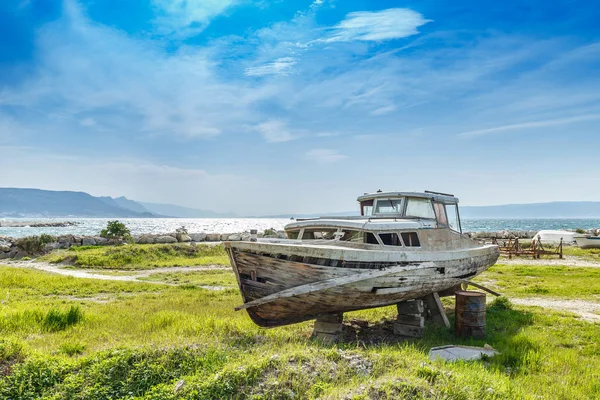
[458, 114, 600, 138]
[151, 0, 241, 36]
[256, 120, 296, 143]
[0, 0, 254, 141]
[305, 148, 347, 164]
[323, 8, 431, 43]
[245, 57, 297, 77]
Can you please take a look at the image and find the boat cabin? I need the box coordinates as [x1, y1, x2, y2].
[285, 191, 465, 249]
[357, 191, 461, 233]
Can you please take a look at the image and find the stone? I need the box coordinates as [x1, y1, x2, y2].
[205, 233, 221, 242]
[155, 235, 177, 244]
[189, 233, 206, 242]
[0, 244, 11, 253]
[94, 237, 108, 245]
[227, 233, 242, 241]
[136, 235, 155, 244]
[396, 300, 424, 315]
[82, 237, 96, 246]
[276, 231, 287, 239]
[44, 242, 61, 252]
[240, 233, 252, 241]
[220, 234, 231, 241]
[428, 345, 499, 362]
[177, 234, 192, 243]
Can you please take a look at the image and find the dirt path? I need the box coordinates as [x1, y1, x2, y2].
[3, 260, 230, 290]
[499, 255, 600, 268]
[512, 298, 600, 323]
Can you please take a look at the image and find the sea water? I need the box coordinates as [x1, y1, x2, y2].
[1, 218, 600, 238]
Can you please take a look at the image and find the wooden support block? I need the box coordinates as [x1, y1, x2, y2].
[396, 300, 424, 316]
[315, 313, 344, 323]
[313, 321, 343, 335]
[311, 332, 339, 344]
[393, 323, 424, 338]
[422, 292, 450, 328]
[395, 314, 424, 327]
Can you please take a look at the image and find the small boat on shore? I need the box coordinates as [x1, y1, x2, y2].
[532, 230, 577, 244]
[575, 235, 600, 249]
[225, 190, 499, 328]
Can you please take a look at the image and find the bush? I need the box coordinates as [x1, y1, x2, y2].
[100, 220, 132, 241]
[575, 228, 586, 234]
[15, 234, 56, 255]
[263, 228, 277, 236]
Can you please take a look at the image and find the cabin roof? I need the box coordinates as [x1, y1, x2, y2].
[356, 191, 459, 204]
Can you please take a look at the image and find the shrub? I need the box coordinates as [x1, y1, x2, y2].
[42, 306, 84, 332]
[263, 228, 277, 236]
[575, 228, 586, 234]
[100, 220, 132, 241]
[59, 342, 86, 357]
[15, 234, 56, 255]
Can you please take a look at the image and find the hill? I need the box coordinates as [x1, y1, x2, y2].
[139, 202, 237, 218]
[0, 188, 155, 218]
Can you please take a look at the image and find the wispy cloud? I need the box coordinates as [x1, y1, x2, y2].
[151, 0, 242, 36]
[323, 8, 431, 43]
[305, 148, 347, 164]
[458, 114, 600, 138]
[245, 57, 296, 77]
[256, 120, 297, 143]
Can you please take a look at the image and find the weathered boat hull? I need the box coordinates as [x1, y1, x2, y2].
[225, 242, 499, 327]
[575, 236, 600, 249]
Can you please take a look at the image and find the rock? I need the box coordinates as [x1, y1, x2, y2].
[227, 233, 242, 241]
[0, 244, 11, 253]
[94, 237, 108, 245]
[155, 235, 177, 244]
[276, 231, 287, 239]
[220, 234, 231, 241]
[0, 252, 12, 259]
[205, 233, 221, 242]
[241, 233, 252, 241]
[44, 242, 61, 252]
[136, 235, 156, 244]
[189, 233, 206, 242]
[72, 235, 84, 246]
[82, 237, 96, 246]
[177, 234, 192, 243]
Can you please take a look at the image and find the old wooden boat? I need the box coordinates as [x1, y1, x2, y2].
[224, 191, 499, 327]
[575, 235, 600, 249]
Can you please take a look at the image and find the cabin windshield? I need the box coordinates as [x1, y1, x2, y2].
[373, 198, 404, 215]
[445, 203, 461, 232]
[405, 197, 436, 219]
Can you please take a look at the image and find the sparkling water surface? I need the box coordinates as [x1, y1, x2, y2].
[1, 218, 599, 238]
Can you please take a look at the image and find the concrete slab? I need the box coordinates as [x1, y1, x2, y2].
[428, 345, 499, 362]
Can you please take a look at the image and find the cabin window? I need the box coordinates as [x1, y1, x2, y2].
[445, 204, 461, 233]
[433, 202, 448, 228]
[379, 233, 402, 246]
[365, 232, 379, 244]
[361, 200, 374, 216]
[405, 198, 436, 219]
[340, 230, 364, 242]
[374, 198, 403, 215]
[401, 232, 421, 247]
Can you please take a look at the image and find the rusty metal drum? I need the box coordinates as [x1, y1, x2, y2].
[454, 291, 486, 339]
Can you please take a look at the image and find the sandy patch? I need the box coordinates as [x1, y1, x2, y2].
[499, 255, 600, 268]
[513, 298, 600, 323]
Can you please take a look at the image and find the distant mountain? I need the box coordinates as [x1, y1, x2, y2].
[139, 202, 237, 218]
[461, 202, 600, 219]
[0, 188, 155, 218]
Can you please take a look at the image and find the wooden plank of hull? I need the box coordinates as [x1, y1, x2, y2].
[227, 246, 499, 327]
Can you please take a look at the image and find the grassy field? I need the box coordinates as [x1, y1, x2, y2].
[40, 243, 230, 270]
[1, 246, 600, 399]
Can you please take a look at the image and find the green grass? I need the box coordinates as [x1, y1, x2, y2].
[39, 243, 230, 270]
[2, 253, 600, 399]
[139, 269, 237, 287]
[476, 263, 600, 299]
[563, 245, 600, 262]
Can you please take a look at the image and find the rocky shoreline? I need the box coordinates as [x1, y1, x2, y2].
[1, 229, 599, 260]
[0, 221, 79, 228]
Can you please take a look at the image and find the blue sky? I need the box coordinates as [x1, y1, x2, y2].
[1, 0, 599, 215]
